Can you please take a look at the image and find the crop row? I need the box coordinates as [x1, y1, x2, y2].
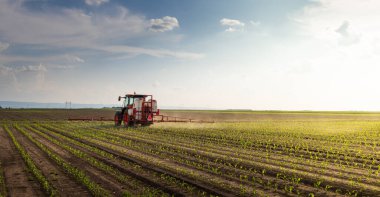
[25, 122, 238, 196]
[76, 123, 378, 179]
[67, 123, 379, 170]
[57, 121, 380, 196]
[36, 123, 251, 196]
[23, 124, 173, 196]
[3, 125, 57, 196]
[7, 120, 380, 196]
[46, 123, 329, 196]
[40, 122, 357, 196]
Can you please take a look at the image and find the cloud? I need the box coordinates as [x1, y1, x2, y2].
[0, 63, 48, 91]
[17, 64, 47, 72]
[65, 55, 85, 63]
[250, 20, 261, 27]
[220, 18, 245, 27]
[84, 0, 109, 6]
[97, 45, 204, 59]
[335, 20, 349, 36]
[0, 64, 48, 74]
[0, 4, 146, 45]
[0, 54, 86, 67]
[291, 0, 376, 46]
[149, 16, 179, 32]
[220, 18, 245, 32]
[335, 21, 360, 46]
[0, 65, 12, 75]
[0, 42, 10, 52]
[0, 1, 199, 62]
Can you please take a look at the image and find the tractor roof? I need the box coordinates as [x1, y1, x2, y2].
[126, 94, 151, 98]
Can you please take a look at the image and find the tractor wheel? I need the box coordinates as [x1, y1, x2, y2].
[123, 115, 129, 127]
[114, 112, 122, 126]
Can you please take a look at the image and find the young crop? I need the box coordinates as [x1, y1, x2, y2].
[3, 125, 57, 197]
[24, 124, 164, 196]
[13, 124, 111, 197]
[14, 119, 380, 196]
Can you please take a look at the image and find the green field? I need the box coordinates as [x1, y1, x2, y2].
[0, 109, 380, 196]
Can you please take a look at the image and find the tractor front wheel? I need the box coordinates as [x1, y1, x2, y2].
[114, 112, 122, 126]
[123, 114, 129, 127]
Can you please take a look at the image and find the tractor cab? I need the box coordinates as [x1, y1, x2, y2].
[115, 93, 159, 127]
[122, 95, 134, 107]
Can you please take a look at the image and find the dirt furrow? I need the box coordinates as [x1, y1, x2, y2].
[42, 124, 263, 197]
[26, 124, 188, 196]
[0, 127, 45, 197]
[39, 123, 306, 196]
[59, 124, 380, 196]
[8, 126, 91, 197]
[61, 124, 380, 192]
[90, 127, 376, 181]
[125, 128, 378, 165]
[12, 125, 126, 196]
[72, 123, 378, 169]
[123, 132, 380, 186]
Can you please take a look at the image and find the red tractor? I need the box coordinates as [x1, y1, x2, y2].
[114, 93, 159, 127]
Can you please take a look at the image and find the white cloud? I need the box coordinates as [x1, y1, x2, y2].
[220, 18, 245, 27]
[220, 18, 245, 32]
[65, 55, 85, 63]
[335, 20, 349, 36]
[259, 0, 380, 110]
[96, 45, 204, 59]
[0, 54, 86, 66]
[84, 0, 109, 6]
[149, 16, 179, 32]
[225, 27, 238, 32]
[0, 1, 200, 61]
[0, 63, 48, 92]
[335, 21, 360, 46]
[0, 64, 49, 74]
[0, 4, 146, 46]
[292, 0, 379, 44]
[0, 42, 10, 52]
[17, 64, 47, 72]
[250, 20, 261, 27]
[0, 65, 12, 75]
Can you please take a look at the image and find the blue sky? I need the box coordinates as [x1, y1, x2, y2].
[1, 0, 380, 110]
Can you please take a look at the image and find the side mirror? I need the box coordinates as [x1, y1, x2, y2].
[118, 96, 121, 101]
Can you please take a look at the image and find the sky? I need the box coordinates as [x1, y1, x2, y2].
[1, 0, 380, 110]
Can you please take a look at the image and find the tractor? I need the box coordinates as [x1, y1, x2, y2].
[114, 93, 159, 127]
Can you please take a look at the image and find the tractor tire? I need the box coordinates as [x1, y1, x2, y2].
[114, 112, 122, 126]
[123, 114, 129, 127]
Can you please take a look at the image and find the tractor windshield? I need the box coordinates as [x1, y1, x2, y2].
[127, 97, 134, 105]
[123, 97, 134, 107]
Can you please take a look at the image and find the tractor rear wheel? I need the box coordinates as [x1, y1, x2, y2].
[114, 112, 122, 126]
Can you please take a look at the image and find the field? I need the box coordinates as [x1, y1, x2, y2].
[1, 109, 380, 196]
